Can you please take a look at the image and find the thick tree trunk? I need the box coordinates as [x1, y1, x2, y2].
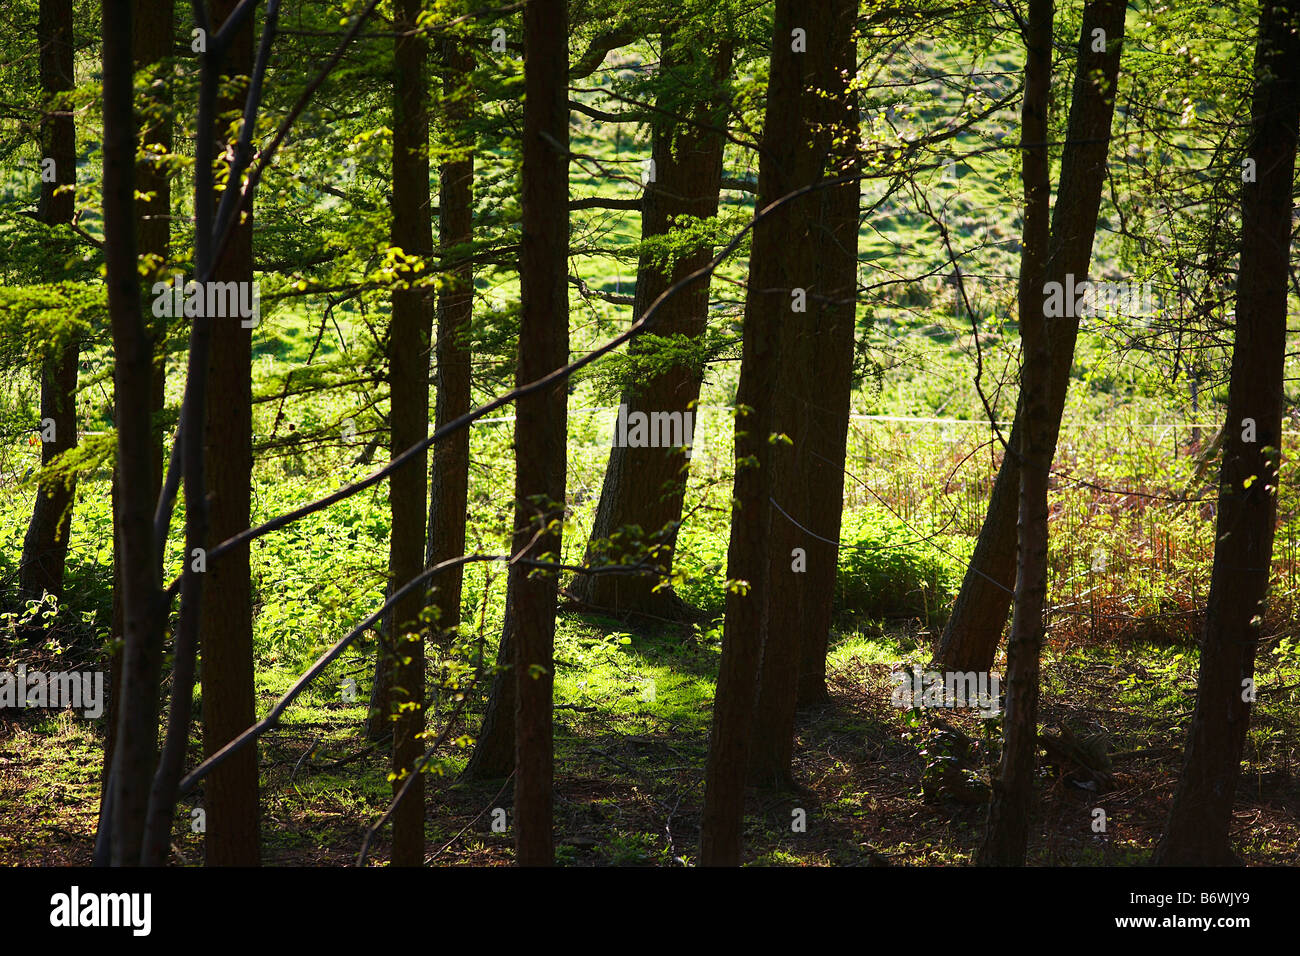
[935, 0, 1127, 675]
[384, 0, 433, 866]
[104, 0, 174, 831]
[200, 0, 260, 866]
[1154, 0, 1300, 866]
[512, 0, 569, 867]
[749, 0, 860, 783]
[978, 0, 1053, 867]
[571, 35, 730, 618]
[101, 0, 166, 867]
[20, 0, 79, 613]
[426, 35, 475, 643]
[698, 0, 805, 864]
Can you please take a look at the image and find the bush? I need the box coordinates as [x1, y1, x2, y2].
[835, 508, 972, 624]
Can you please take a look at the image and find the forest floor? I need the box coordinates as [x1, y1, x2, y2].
[4, 613, 1298, 867]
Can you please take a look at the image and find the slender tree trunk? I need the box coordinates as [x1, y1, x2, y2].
[1154, 0, 1300, 866]
[426, 34, 475, 643]
[384, 0, 433, 866]
[978, 0, 1053, 867]
[512, 0, 568, 867]
[104, 0, 174, 831]
[200, 0, 259, 866]
[20, 0, 78, 614]
[571, 35, 730, 618]
[749, 0, 860, 784]
[935, 0, 1127, 675]
[699, 0, 803, 864]
[101, 0, 165, 868]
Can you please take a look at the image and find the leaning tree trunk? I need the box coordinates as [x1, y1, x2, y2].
[512, 0, 569, 867]
[978, 0, 1053, 867]
[1153, 0, 1300, 867]
[571, 35, 730, 618]
[698, 0, 803, 865]
[20, 0, 79, 616]
[382, 0, 434, 866]
[935, 0, 1128, 675]
[749, 0, 860, 784]
[200, 0, 260, 866]
[460, 576, 518, 781]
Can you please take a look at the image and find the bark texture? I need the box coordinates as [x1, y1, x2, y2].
[1154, 0, 1300, 866]
[512, 0, 569, 867]
[200, 0, 260, 866]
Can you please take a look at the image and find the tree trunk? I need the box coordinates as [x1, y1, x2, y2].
[385, 0, 433, 866]
[978, 0, 1053, 867]
[461, 576, 517, 781]
[200, 0, 260, 866]
[571, 34, 730, 618]
[1153, 0, 1300, 866]
[698, 0, 804, 864]
[511, 0, 569, 867]
[100, 0, 166, 867]
[749, 0, 861, 783]
[935, 0, 1127, 675]
[20, 0, 79, 614]
[103, 0, 173, 834]
[426, 34, 475, 643]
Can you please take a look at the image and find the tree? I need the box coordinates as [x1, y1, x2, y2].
[749, 0, 861, 783]
[427, 30, 476, 648]
[935, 0, 1127, 675]
[1154, 0, 1300, 866]
[103, 0, 174, 834]
[461, 577, 519, 780]
[978, 0, 1127, 864]
[512, 0, 569, 866]
[977, 0, 1052, 867]
[572, 29, 732, 618]
[384, 0, 434, 866]
[100, 0, 167, 868]
[200, 0, 260, 866]
[699, 0, 804, 863]
[20, 0, 79, 614]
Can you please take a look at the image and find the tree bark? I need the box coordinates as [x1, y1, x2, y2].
[100, 0, 166, 868]
[385, 0, 433, 866]
[20, 0, 79, 614]
[698, 0, 805, 863]
[935, 0, 1127, 675]
[978, 0, 1053, 867]
[200, 0, 260, 866]
[571, 34, 730, 618]
[426, 34, 475, 644]
[511, 0, 569, 867]
[1153, 0, 1300, 866]
[104, 0, 174, 835]
[749, 0, 861, 783]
